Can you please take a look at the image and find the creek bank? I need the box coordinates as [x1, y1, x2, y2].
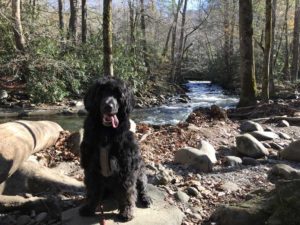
[1, 102, 300, 224]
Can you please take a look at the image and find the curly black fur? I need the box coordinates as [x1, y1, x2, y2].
[79, 76, 151, 221]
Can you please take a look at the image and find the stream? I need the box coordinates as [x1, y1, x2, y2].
[0, 81, 239, 131]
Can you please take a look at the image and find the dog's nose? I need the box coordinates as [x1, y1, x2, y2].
[105, 103, 113, 111]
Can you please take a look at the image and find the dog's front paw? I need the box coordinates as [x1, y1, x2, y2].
[79, 204, 95, 217]
[118, 206, 134, 222]
[139, 194, 152, 208]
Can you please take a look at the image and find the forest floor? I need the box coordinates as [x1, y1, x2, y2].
[24, 100, 300, 225]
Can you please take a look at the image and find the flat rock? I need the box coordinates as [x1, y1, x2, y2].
[268, 164, 300, 182]
[174, 140, 216, 172]
[240, 120, 264, 133]
[280, 140, 300, 162]
[249, 131, 279, 141]
[236, 134, 269, 158]
[62, 185, 184, 225]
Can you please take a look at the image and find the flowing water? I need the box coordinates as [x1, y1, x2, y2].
[0, 81, 239, 131]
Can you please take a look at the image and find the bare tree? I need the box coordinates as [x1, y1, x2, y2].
[269, 0, 277, 96]
[238, 0, 257, 107]
[140, 0, 151, 76]
[103, 0, 113, 76]
[175, 0, 188, 80]
[282, 0, 290, 80]
[291, 0, 300, 82]
[12, 0, 26, 51]
[68, 0, 78, 44]
[81, 0, 87, 43]
[58, 0, 64, 33]
[262, 0, 272, 101]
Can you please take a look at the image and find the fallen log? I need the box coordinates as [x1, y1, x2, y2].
[0, 120, 63, 184]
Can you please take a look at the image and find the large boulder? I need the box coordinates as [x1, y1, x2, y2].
[0, 120, 63, 184]
[174, 140, 217, 172]
[240, 121, 264, 133]
[211, 180, 300, 225]
[62, 185, 184, 225]
[236, 134, 269, 158]
[280, 140, 300, 162]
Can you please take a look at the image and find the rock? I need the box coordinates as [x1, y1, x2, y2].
[277, 120, 289, 127]
[16, 215, 31, 225]
[62, 185, 184, 225]
[249, 131, 279, 141]
[269, 142, 284, 150]
[242, 157, 259, 166]
[277, 132, 291, 140]
[268, 164, 300, 182]
[240, 120, 264, 132]
[211, 199, 271, 225]
[265, 127, 274, 132]
[174, 191, 190, 204]
[67, 129, 84, 156]
[35, 212, 48, 223]
[262, 142, 271, 148]
[236, 134, 269, 158]
[223, 156, 242, 167]
[0, 90, 8, 100]
[211, 179, 300, 225]
[153, 171, 172, 186]
[174, 140, 217, 172]
[186, 187, 199, 197]
[219, 181, 240, 193]
[70, 100, 84, 107]
[280, 140, 300, 162]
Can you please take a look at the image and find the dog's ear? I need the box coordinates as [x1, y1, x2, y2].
[123, 83, 135, 114]
[84, 82, 99, 112]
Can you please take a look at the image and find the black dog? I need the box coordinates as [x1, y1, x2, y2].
[79, 76, 151, 221]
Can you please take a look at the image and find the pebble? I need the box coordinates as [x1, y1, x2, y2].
[16, 215, 31, 225]
[35, 212, 47, 223]
[175, 191, 190, 204]
[186, 187, 199, 197]
[277, 120, 289, 127]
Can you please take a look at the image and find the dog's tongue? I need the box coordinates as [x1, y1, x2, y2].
[111, 115, 119, 128]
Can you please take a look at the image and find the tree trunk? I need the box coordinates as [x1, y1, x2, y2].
[58, 0, 64, 32]
[269, 0, 277, 96]
[12, 0, 26, 51]
[81, 0, 87, 43]
[103, 0, 114, 76]
[170, 0, 183, 81]
[68, 0, 78, 44]
[128, 0, 135, 54]
[140, 0, 151, 77]
[291, 0, 300, 82]
[262, 0, 272, 102]
[223, 0, 231, 85]
[161, 24, 173, 59]
[175, 0, 188, 81]
[238, 0, 257, 107]
[282, 0, 290, 80]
